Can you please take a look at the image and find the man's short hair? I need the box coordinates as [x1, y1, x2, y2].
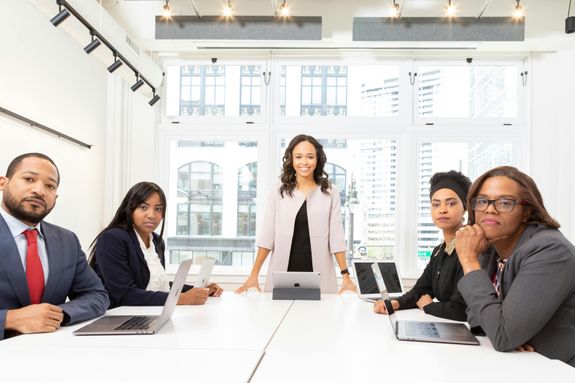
[5, 153, 60, 185]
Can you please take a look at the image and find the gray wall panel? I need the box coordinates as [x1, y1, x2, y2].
[353, 17, 524, 41]
[156, 16, 322, 40]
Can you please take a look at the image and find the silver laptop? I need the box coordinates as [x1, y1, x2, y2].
[382, 299, 479, 345]
[354, 260, 403, 302]
[272, 271, 321, 289]
[73, 258, 193, 336]
[372, 265, 479, 345]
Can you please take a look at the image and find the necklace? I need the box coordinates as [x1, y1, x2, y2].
[444, 236, 457, 255]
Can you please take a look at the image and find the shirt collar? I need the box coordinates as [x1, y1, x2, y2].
[0, 206, 44, 239]
[134, 228, 153, 250]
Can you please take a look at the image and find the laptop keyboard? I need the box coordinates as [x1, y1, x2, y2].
[114, 316, 156, 330]
[405, 322, 440, 338]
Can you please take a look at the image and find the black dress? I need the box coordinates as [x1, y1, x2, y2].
[287, 201, 313, 272]
[394, 242, 468, 321]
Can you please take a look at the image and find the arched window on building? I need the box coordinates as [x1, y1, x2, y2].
[176, 161, 223, 235]
[237, 162, 258, 236]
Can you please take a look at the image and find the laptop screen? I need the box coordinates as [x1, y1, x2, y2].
[354, 262, 402, 295]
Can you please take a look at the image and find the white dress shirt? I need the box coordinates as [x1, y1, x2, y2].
[0, 206, 49, 283]
[134, 229, 170, 292]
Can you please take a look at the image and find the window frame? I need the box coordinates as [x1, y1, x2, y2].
[158, 54, 529, 278]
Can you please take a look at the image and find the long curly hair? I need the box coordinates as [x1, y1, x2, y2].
[279, 134, 330, 198]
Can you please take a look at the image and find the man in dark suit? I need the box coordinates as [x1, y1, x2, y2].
[0, 153, 109, 340]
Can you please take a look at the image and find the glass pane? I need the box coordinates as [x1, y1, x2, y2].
[281, 64, 400, 117]
[168, 140, 259, 265]
[166, 64, 263, 117]
[416, 142, 514, 269]
[417, 65, 518, 118]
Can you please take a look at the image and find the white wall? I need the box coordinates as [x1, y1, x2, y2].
[0, 0, 107, 249]
[0, 1, 160, 251]
[531, 48, 575, 242]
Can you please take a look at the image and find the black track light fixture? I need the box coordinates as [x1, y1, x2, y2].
[149, 92, 160, 106]
[130, 75, 145, 92]
[567, 0, 575, 34]
[84, 33, 101, 54]
[107, 53, 123, 73]
[51, 1, 70, 26]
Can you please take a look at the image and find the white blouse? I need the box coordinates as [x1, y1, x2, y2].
[135, 229, 170, 292]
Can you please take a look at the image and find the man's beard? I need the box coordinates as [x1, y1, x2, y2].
[2, 188, 53, 224]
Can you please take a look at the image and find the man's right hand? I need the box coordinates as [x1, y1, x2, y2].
[5, 304, 64, 334]
[234, 275, 261, 294]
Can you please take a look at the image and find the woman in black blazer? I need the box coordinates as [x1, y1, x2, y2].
[89, 182, 222, 308]
[374, 170, 471, 321]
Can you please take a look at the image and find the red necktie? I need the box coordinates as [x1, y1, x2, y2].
[24, 229, 45, 304]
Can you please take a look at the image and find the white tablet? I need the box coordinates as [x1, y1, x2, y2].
[194, 259, 215, 288]
[352, 260, 403, 301]
[272, 271, 321, 289]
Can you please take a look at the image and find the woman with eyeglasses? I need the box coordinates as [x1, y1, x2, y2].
[374, 170, 471, 321]
[455, 166, 575, 367]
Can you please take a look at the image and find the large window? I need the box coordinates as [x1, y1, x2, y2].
[416, 64, 519, 119]
[167, 140, 258, 267]
[280, 64, 400, 117]
[166, 63, 264, 118]
[160, 57, 526, 276]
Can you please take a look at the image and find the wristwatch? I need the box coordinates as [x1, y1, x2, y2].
[340, 268, 350, 276]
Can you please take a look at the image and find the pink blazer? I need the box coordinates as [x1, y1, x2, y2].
[257, 183, 346, 293]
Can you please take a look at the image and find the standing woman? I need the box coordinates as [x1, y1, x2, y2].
[455, 166, 575, 366]
[235, 134, 357, 294]
[89, 182, 223, 308]
[374, 170, 471, 321]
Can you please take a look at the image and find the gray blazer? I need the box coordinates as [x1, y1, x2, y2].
[458, 224, 575, 366]
[0, 214, 109, 340]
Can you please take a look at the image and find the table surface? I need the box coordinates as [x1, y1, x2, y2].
[3, 292, 574, 383]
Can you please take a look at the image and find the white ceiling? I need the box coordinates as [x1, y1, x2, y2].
[98, 0, 575, 53]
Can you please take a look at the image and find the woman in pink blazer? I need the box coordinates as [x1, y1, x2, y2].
[235, 135, 357, 294]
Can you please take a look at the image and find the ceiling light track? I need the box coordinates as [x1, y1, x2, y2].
[50, 0, 159, 106]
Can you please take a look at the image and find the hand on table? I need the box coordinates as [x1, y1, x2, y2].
[234, 275, 261, 294]
[178, 288, 209, 305]
[5, 304, 64, 334]
[207, 283, 224, 297]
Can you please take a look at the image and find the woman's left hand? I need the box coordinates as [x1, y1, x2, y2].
[338, 274, 358, 295]
[516, 344, 535, 352]
[416, 294, 433, 309]
[207, 283, 224, 297]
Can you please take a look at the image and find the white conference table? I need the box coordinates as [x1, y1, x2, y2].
[251, 294, 575, 383]
[2, 292, 574, 383]
[2, 292, 292, 351]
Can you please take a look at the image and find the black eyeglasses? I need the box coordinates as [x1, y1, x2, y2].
[471, 197, 530, 213]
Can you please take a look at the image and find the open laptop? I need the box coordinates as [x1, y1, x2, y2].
[272, 271, 321, 289]
[353, 260, 403, 302]
[372, 265, 479, 345]
[73, 258, 193, 335]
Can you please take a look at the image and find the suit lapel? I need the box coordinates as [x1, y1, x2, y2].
[0, 214, 31, 306]
[128, 229, 147, 265]
[42, 222, 63, 303]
